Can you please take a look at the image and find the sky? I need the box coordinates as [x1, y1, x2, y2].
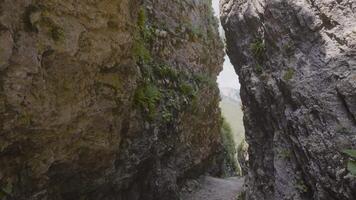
[212, 0, 240, 90]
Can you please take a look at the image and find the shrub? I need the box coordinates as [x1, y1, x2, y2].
[283, 68, 295, 81]
[221, 117, 239, 176]
[137, 7, 146, 29]
[194, 73, 216, 88]
[179, 83, 195, 97]
[250, 38, 266, 61]
[154, 64, 178, 81]
[133, 7, 154, 63]
[343, 149, 356, 176]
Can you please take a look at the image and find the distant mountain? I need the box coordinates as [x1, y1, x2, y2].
[220, 87, 241, 103]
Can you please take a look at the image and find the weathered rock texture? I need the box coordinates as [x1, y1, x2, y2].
[0, 0, 225, 199]
[221, 0, 356, 199]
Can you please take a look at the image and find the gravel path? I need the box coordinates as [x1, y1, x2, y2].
[181, 176, 244, 200]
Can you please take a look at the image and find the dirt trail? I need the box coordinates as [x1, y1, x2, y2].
[181, 176, 245, 200]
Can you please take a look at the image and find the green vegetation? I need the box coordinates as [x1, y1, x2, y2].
[221, 117, 239, 176]
[188, 25, 204, 42]
[255, 64, 263, 75]
[343, 149, 356, 175]
[279, 149, 291, 160]
[179, 83, 196, 97]
[134, 83, 161, 119]
[193, 73, 217, 88]
[250, 38, 266, 61]
[154, 64, 178, 80]
[132, 7, 217, 122]
[235, 191, 246, 200]
[283, 68, 295, 81]
[0, 182, 12, 199]
[137, 7, 146, 28]
[134, 62, 213, 121]
[133, 7, 155, 63]
[295, 180, 308, 193]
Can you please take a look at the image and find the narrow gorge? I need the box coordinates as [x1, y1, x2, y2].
[0, 0, 355, 200]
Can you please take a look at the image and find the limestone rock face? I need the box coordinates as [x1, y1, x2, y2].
[0, 0, 224, 199]
[221, 0, 356, 199]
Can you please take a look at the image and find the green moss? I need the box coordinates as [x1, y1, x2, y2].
[250, 38, 266, 61]
[283, 68, 295, 81]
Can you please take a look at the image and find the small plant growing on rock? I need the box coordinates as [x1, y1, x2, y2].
[235, 190, 246, 200]
[342, 149, 356, 176]
[279, 149, 291, 160]
[193, 73, 216, 88]
[295, 180, 308, 193]
[179, 83, 195, 97]
[283, 68, 295, 81]
[133, 7, 155, 64]
[250, 38, 266, 61]
[134, 83, 161, 119]
[255, 64, 263, 75]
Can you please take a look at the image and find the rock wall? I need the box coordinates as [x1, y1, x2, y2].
[0, 0, 225, 199]
[221, 0, 356, 199]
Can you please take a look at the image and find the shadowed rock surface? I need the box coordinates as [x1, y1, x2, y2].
[0, 0, 230, 199]
[221, 0, 356, 199]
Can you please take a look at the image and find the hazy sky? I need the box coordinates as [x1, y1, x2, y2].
[212, 0, 240, 90]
